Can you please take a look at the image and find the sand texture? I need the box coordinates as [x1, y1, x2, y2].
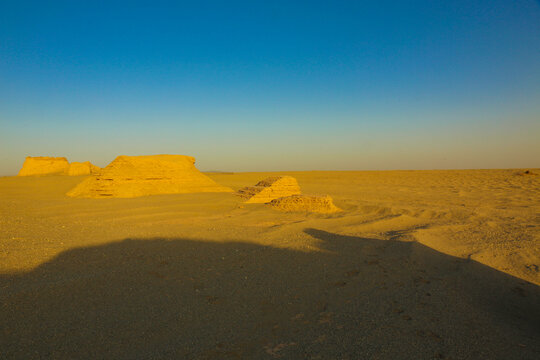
[66, 154, 232, 198]
[0, 169, 539, 359]
[238, 176, 301, 203]
[17, 156, 69, 176]
[269, 194, 341, 213]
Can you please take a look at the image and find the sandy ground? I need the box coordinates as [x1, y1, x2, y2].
[0, 170, 539, 359]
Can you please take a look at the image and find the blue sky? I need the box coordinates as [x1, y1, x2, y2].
[1, 0, 539, 174]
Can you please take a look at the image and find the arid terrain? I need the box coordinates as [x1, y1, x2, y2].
[1, 169, 539, 359]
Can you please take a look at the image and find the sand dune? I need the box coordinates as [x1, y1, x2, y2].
[0, 169, 538, 358]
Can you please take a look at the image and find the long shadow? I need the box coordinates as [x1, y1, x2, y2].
[1, 230, 538, 359]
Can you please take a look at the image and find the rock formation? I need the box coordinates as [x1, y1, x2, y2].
[268, 195, 341, 213]
[65, 161, 101, 176]
[18, 156, 70, 176]
[67, 155, 232, 198]
[237, 176, 301, 203]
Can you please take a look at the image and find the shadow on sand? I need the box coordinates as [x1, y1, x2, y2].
[1, 229, 539, 359]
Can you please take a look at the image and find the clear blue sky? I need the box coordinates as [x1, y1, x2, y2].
[1, 0, 539, 174]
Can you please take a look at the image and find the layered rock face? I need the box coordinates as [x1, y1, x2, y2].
[238, 175, 339, 212]
[18, 157, 70, 176]
[65, 161, 101, 176]
[268, 195, 341, 213]
[67, 155, 232, 198]
[18, 157, 100, 176]
[237, 176, 301, 203]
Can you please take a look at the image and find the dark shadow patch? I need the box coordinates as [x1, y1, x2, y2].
[1, 230, 538, 359]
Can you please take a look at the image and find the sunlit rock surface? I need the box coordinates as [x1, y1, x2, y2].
[64, 161, 101, 176]
[18, 156, 70, 176]
[237, 176, 301, 203]
[269, 194, 341, 213]
[67, 154, 232, 198]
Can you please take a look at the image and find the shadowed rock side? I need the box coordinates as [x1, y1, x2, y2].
[238, 176, 301, 203]
[0, 231, 538, 359]
[269, 195, 341, 213]
[17, 156, 69, 176]
[67, 155, 232, 198]
[64, 161, 101, 176]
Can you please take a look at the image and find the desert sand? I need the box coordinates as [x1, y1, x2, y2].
[0, 169, 539, 359]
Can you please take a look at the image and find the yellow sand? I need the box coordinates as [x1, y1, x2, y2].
[0, 169, 538, 358]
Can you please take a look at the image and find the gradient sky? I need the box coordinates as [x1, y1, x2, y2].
[1, 0, 539, 175]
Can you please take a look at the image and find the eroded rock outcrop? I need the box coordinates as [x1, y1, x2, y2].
[237, 176, 301, 203]
[65, 161, 101, 176]
[67, 155, 232, 198]
[268, 195, 341, 213]
[18, 156, 70, 176]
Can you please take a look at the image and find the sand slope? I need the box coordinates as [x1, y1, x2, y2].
[0, 169, 538, 359]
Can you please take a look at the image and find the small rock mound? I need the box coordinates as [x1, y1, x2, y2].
[516, 170, 537, 176]
[65, 161, 101, 176]
[237, 176, 301, 203]
[268, 195, 341, 213]
[18, 156, 69, 176]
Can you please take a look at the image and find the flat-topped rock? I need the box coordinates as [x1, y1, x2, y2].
[65, 161, 101, 176]
[67, 155, 232, 198]
[268, 195, 341, 213]
[237, 176, 301, 203]
[18, 156, 69, 176]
